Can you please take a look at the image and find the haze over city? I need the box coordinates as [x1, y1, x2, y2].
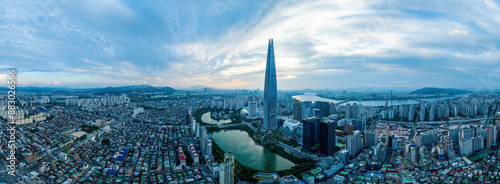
[1, 0, 500, 90]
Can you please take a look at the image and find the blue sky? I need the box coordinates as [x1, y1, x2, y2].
[1, 0, 500, 91]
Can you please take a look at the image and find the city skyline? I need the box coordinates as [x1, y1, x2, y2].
[2, 1, 500, 183]
[1, 1, 500, 90]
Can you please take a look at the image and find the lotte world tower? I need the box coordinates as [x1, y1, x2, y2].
[263, 39, 278, 130]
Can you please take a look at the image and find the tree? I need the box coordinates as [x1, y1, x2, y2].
[102, 138, 111, 146]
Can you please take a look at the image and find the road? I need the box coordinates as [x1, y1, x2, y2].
[210, 121, 259, 133]
[367, 98, 392, 132]
[485, 99, 498, 127]
[274, 141, 319, 161]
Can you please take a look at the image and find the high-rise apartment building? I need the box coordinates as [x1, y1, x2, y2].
[219, 151, 234, 184]
[347, 131, 362, 158]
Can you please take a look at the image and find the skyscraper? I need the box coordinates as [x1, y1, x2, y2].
[352, 119, 364, 131]
[248, 96, 258, 118]
[365, 130, 378, 147]
[345, 103, 351, 119]
[347, 131, 362, 158]
[293, 100, 302, 121]
[317, 101, 331, 117]
[302, 117, 320, 151]
[205, 135, 213, 156]
[201, 126, 207, 153]
[420, 104, 426, 121]
[448, 126, 460, 144]
[319, 120, 336, 155]
[219, 151, 234, 184]
[263, 39, 278, 130]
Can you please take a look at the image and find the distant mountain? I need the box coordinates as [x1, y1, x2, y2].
[89, 85, 176, 95]
[0, 86, 72, 93]
[0, 84, 176, 95]
[410, 87, 470, 95]
[178, 85, 214, 91]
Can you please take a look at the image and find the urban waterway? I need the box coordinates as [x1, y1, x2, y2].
[201, 112, 231, 125]
[211, 130, 295, 171]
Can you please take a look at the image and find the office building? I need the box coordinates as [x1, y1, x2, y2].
[248, 96, 258, 118]
[365, 130, 378, 147]
[352, 119, 364, 131]
[319, 120, 336, 155]
[317, 101, 331, 117]
[293, 100, 302, 121]
[329, 103, 335, 115]
[338, 149, 349, 164]
[263, 39, 278, 130]
[302, 117, 320, 151]
[351, 103, 358, 118]
[302, 107, 311, 119]
[283, 119, 300, 139]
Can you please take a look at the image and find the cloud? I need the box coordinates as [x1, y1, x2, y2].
[54, 81, 62, 86]
[1, 0, 500, 89]
[313, 69, 351, 74]
[449, 28, 469, 36]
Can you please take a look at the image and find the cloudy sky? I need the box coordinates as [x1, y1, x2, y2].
[1, 0, 500, 90]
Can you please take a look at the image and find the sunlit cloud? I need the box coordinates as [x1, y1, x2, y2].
[449, 28, 469, 36]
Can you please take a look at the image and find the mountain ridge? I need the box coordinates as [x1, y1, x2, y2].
[0, 84, 176, 94]
[409, 87, 470, 95]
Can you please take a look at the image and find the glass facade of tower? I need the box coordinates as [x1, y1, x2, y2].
[263, 39, 278, 130]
